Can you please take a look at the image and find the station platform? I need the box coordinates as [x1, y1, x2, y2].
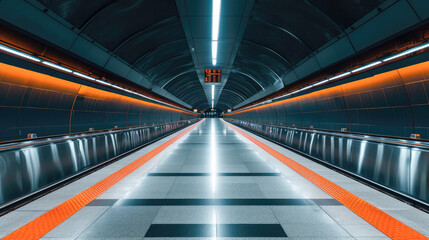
[0, 119, 428, 239]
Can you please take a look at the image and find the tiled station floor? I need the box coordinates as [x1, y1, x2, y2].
[1, 119, 428, 239]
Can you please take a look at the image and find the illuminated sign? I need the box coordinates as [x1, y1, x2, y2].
[205, 69, 221, 83]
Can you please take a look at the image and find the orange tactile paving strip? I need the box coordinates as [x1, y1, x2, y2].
[1, 120, 204, 240]
[222, 119, 428, 240]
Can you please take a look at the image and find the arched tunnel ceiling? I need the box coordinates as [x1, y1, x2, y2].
[31, 0, 394, 112]
[217, 0, 388, 111]
[37, 0, 208, 110]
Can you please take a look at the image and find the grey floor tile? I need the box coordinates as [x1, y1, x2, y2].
[17, 194, 73, 211]
[166, 182, 216, 198]
[215, 183, 264, 198]
[216, 206, 278, 224]
[78, 206, 160, 238]
[340, 224, 387, 238]
[281, 223, 352, 238]
[272, 206, 337, 224]
[153, 206, 216, 224]
[320, 206, 369, 225]
[124, 178, 175, 199]
[44, 206, 109, 238]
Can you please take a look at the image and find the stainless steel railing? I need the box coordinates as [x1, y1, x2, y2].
[225, 118, 429, 206]
[0, 119, 197, 207]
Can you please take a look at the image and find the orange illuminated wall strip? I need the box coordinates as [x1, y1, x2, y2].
[225, 61, 429, 116]
[0, 62, 196, 115]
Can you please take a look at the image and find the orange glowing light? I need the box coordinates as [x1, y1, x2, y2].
[0, 62, 196, 115]
[225, 61, 429, 116]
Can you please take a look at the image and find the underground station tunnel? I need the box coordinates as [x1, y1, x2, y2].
[1, 0, 429, 239]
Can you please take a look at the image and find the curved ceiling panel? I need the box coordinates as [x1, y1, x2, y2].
[38, 0, 115, 29]
[114, 19, 186, 63]
[132, 40, 189, 73]
[149, 59, 194, 85]
[229, 71, 263, 94]
[238, 40, 292, 75]
[145, 54, 192, 78]
[216, 102, 233, 111]
[217, 71, 264, 111]
[218, 91, 245, 109]
[225, 72, 263, 97]
[243, 19, 312, 65]
[233, 57, 279, 87]
[222, 89, 247, 102]
[223, 85, 251, 102]
[164, 71, 199, 95]
[235, 56, 281, 83]
[308, 0, 386, 30]
[82, 0, 179, 50]
[251, 0, 341, 50]
[163, 72, 209, 109]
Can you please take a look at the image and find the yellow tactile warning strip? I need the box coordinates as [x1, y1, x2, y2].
[1, 120, 204, 240]
[222, 119, 428, 240]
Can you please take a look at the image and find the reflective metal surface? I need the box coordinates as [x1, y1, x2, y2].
[225, 119, 429, 205]
[0, 120, 197, 207]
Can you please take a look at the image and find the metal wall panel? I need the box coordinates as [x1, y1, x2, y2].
[295, 57, 321, 79]
[408, 0, 429, 20]
[226, 119, 429, 205]
[348, 0, 420, 52]
[315, 37, 356, 69]
[0, 119, 197, 207]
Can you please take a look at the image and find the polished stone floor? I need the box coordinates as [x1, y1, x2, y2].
[1, 118, 428, 239]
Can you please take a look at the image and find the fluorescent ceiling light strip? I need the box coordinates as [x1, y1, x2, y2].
[212, 41, 218, 66]
[383, 42, 429, 62]
[329, 71, 351, 81]
[212, 0, 220, 66]
[212, 85, 215, 100]
[312, 79, 330, 87]
[212, 0, 221, 41]
[212, 41, 218, 59]
[111, 85, 125, 91]
[0, 44, 41, 62]
[95, 79, 112, 86]
[72, 71, 95, 81]
[351, 61, 382, 73]
[42, 61, 73, 73]
[298, 85, 312, 92]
